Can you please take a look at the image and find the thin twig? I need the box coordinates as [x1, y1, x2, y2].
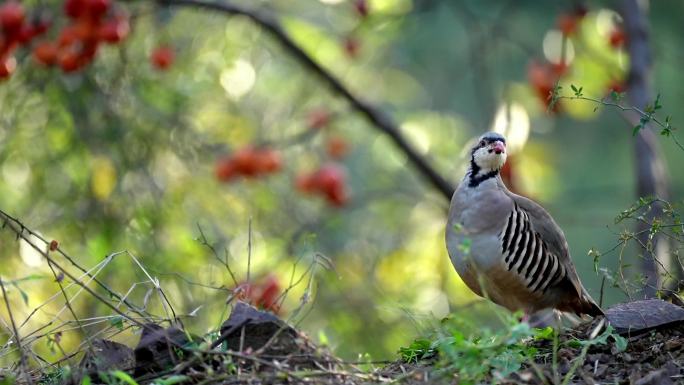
[0, 209, 149, 319]
[196, 223, 239, 287]
[247, 218, 252, 283]
[0, 276, 33, 385]
[0, 211, 149, 330]
[44, 257, 96, 355]
[558, 93, 684, 152]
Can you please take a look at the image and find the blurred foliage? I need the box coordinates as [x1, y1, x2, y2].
[0, 0, 683, 364]
[398, 310, 627, 384]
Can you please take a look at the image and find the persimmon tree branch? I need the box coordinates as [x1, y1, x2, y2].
[158, 0, 455, 200]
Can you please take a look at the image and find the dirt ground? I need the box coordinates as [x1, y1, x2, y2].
[377, 320, 684, 384]
[38, 301, 684, 385]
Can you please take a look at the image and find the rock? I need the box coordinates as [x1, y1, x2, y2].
[664, 338, 683, 351]
[605, 299, 684, 335]
[219, 301, 299, 356]
[79, 339, 135, 373]
[133, 323, 197, 375]
[633, 369, 674, 385]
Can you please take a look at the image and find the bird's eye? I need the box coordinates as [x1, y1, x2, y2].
[479, 140, 486, 147]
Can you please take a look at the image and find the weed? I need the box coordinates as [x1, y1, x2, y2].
[398, 314, 544, 384]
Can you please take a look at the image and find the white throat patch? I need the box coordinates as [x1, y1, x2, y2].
[472, 147, 507, 172]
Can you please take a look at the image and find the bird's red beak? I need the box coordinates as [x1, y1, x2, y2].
[493, 141, 506, 155]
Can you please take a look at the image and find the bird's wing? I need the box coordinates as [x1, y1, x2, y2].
[506, 192, 583, 294]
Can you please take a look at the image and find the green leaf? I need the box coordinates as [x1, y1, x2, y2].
[399, 338, 433, 362]
[11, 283, 29, 306]
[151, 375, 189, 385]
[109, 316, 124, 330]
[533, 326, 555, 341]
[612, 334, 628, 352]
[110, 371, 139, 385]
[570, 84, 583, 97]
[632, 124, 643, 136]
[654, 93, 662, 110]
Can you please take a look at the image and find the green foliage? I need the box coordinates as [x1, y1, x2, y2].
[150, 375, 190, 385]
[398, 338, 434, 363]
[99, 371, 140, 385]
[38, 366, 70, 385]
[561, 86, 684, 151]
[399, 315, 550, 384]
[570, 84, 583, 97]
[1, 1, 684, 362]
[109, 316, 124, 331]
[0, 375, 14, 385]
[565, 324, 626, 352]
[400, 317, 630, 384]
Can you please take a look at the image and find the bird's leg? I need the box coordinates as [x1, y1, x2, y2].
[553, 309, 562, 328]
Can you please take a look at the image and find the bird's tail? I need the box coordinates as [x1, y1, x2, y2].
[572, 290, 604, 317]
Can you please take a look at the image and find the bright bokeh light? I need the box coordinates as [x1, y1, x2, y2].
[400, 121, 431, 155]
[372, 136, 407, 169]
[20, 233, 44, 267]
[220, 59, 256, 100]
[2, 160, 30, 188]
[91, 156, 117, 201]
[543, 30, 575, 65]
[492, 102, 530, 155]
[595, 9, 622, 37]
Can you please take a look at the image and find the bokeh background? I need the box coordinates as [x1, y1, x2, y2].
[0, 0, 683, 363]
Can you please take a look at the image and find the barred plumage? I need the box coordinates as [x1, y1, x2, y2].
[446, 132, 603, 317]
[500, 204, 568, 294]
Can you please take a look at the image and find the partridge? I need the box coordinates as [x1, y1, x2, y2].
[445, 132, 603, 317]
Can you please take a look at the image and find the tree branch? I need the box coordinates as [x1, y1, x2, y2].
[158, 0, 455, 200]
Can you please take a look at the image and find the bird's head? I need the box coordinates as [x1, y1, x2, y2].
[470, 132, 507, 172]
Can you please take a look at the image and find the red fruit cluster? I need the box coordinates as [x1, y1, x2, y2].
[343, 36, 360, 59]
[234, 274, 282, 314]
[150, 45, 174, 70]
[606, 80, 625, 94]
[556, 6, 587, 37]
[527, 60, 563, 112]
[307, 108, 331, 130]
[296, 163, 349, 207]
[354, 0, 369, 18]
[326, 136, 349, 160]
[609, 27, 626, 48]
[215, 146, 282, 182]
[0, 1, 50, 79]
[47, 0, 130, 72]
[0, 0, 131, 78]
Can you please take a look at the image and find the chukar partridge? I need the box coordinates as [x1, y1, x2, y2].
[445, 132, 603, 317]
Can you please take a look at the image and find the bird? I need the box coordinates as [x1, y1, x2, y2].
[445, 132, 603, 317]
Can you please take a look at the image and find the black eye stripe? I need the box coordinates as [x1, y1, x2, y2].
[482, 137, 506, 144]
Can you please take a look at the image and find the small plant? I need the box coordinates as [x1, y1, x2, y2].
[38, 366, 70, 385]
[399, 313, 547, 384]
[398, 338, 434, 363]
